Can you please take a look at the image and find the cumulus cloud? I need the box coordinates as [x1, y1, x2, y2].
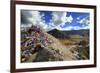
[57, 16, 90, 31]
[47, 12, 73, 31]
[66, 15, 73, 23]
[51, 12, 73, 26]
[21, 10, 32, 25]
[52, 12, 66, 25]
[28, 11, 41, 25]
[21, 10, 74, 31]
[77, 16, 90, 27]
[21, 10, 48, 31]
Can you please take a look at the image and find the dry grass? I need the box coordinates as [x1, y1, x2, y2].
[60, 35, 89, 46]
[60, 38, 81, 45]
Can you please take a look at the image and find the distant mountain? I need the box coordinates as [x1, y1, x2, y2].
[47, 29, 89, 39]
[47, 29, 70, 39]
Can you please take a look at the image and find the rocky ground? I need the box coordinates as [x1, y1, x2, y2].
[21, 25, 89, 63]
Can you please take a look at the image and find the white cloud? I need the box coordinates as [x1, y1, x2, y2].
[77, 16, 81, 20]
[28, 11, 45, 26]
[56, 15, 90, 31]
[56, 26, 79, 30]
[52, 11, 67, 26]
[51, 12, 73, 25]
[59, 15, 73, 28]
[77, 16, 90, 26]
[29, 11, 40, 23]
[21, 23, 32, 31]
[49, 12, 73, 31]
[82, 26, 89, 29]
[21, 11, 74, 31]
[21, 10, 48, 31]
[56, 25, 89, 31]
[66, 15, 73, 23]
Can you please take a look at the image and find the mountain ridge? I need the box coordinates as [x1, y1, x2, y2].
[47, 28, 89, 39]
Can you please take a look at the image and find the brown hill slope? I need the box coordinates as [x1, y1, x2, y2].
[27, 33, 77, 62]
[47, 33, 77, 60]
[21, 26, 89, 62]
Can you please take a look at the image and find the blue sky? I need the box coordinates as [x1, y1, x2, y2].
[40, 11, 52, 24]
[40, 11, 90, 30]
[61, 12, 89, 28]
[21, 10, 90, 31]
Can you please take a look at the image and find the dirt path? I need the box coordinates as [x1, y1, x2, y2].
[27, 33, 77, 62]
[47, 34, 77, 60]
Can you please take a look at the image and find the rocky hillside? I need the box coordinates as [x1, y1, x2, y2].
[21, 25, 67, 62]
[21, 25, 89, 63]
[48, 29, 89, 39]
[26, 33, 77, 62]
